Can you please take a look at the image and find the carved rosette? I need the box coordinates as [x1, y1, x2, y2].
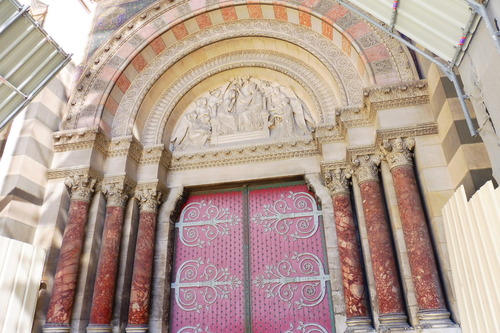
[135, 186, 162, 213]
[380, 137, 415, 170]
[102, 181, 129, 208]
[323, 168, 351, 196]
[65, 174, 97, 202]
[352, 154, 381, 184]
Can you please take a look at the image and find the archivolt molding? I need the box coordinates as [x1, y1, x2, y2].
[143, 50, 337, 146]
[71, 19, 366, 133]
[112, 20, 364, 138]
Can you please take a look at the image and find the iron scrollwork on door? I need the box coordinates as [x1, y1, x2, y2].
[253, 252, 330, 309]
[175, 200, 241, 248]
[251, 191, 322, 240]
[171, 258, 242, 312]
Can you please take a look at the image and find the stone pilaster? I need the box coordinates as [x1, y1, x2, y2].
[87, 178, 132, 333]
[381, 137, 452, 327]
[324, 168, 373, 332]
[126, 184, 162, 333]
[352, 155, 409, 329]
[44, 174, 97, 333]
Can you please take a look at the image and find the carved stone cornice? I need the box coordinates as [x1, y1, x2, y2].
[364, 80, 429, 110]
[352, 154, 381, 184]
[53, 127, 109, 156]
[376, 123, 438, 144]
[380, 137, 416, 170]
[65, 173, 97, 202]
[48, 166, 103, 182]
[135, 183, 163, 213]
[323, 168, 352, 196]
[102, 175, 136, 207]
[169, 138, 318, 171]
[314, 120, 347, 144]
[141, 144, 172, 169]
[108, 136, 142, 164]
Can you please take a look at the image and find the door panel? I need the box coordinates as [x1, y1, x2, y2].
[249, 184, 333, 333]
[170, 190, 245, 333]
[170, 183, 334, 333]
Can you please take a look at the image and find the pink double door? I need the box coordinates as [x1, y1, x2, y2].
[170, 182, 335, 333]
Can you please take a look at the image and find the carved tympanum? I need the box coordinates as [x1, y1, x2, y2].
[171, 77, 315, 150]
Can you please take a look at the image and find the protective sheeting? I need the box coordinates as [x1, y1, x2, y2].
[0, 236, 46, 333]
[0, 0, 70, 130]
[442, 181, 500, 332]
[345, 0, 480, 64]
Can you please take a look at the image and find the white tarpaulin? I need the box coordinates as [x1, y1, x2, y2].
[344, 0, 480, 64]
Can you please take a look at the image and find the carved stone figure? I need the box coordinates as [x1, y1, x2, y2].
[170, 76, 315, 150]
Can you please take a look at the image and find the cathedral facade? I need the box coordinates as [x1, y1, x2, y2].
[0, 1, 498, 333]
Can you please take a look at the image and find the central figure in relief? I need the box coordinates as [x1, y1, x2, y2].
[171, 76, 315, 150]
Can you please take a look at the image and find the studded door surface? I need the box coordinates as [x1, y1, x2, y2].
[170, 183, 334, 333]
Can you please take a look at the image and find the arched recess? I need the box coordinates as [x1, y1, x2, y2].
[63, 1, 419, 137]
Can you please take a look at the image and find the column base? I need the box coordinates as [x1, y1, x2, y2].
[42, 324, 70, 333]
[378, 313, 410, 331]
[345, 316, 374, 332]
[87, 324, 112, 333]
[125, 324, 149, 333]
[417, 309, 455, 328]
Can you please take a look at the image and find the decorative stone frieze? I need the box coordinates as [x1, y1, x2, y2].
[380, 137, 416, 170]
[352, 154, 381, 184]
[323, 168, 352, 196]
[48, 166, 103, 181]
[169, 138, 318, 171]
[65, 173, 97, 202]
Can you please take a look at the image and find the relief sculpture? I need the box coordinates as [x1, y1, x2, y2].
[171, 77, 315, 150]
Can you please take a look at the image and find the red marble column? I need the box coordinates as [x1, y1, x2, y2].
[325, 169, 372, 331]
[352, 155, 409, 329]
[87, 182, 129, 333]
[44, 174, 96, 333]
[126, 186, 162, 333]
[381, 137, 451, 325]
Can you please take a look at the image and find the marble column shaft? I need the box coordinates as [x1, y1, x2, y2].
[46, 175, 96, 325]
[382, 138, 446, 311]
[127, 188, 161, 327]
[88, 183, 128, 327]
[325, 169, 370, 319]
[353, 155, 407, 320]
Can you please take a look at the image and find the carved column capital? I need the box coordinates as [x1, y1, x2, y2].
[65, 174, 97, 202]
[380, 137, 415, 170]
[323, 168, 352, 195]
[135, 185, 162, 213]
[352, 154, 381, 184]
[102, 182, 130, 208]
